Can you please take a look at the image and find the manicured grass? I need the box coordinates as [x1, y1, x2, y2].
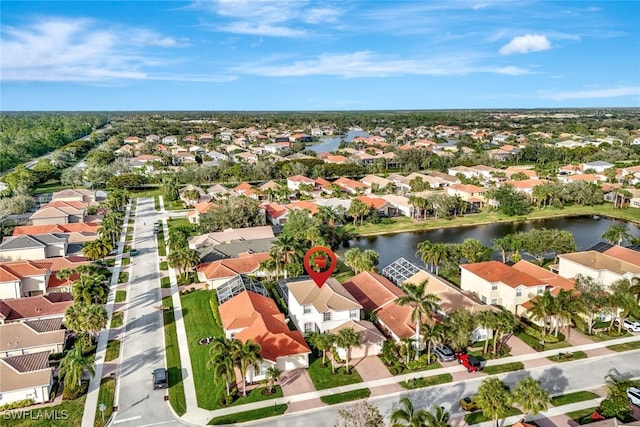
[547, 351, 587, 363]
[162, 297, 187, 416]
[104, 258, 115, 267]
[160, 261, 168, 271]
[105, 340, 120, 362]
[93, 377, 115, 427]
[2, 394, 87, 427]
[131, 187, 163, 198]
[33, 182, 73, 194]
[125, 234, 132, 242]
[110, 312, 123, 328]
[124, 245, 131, 252]
[464, 407, 521, 424]
[181, 290, 225, 410]
[161, 277, 171, 288]
[234, 386, 283, 406]
[607, 341, 640, 352]
[118, 272, 128, 284]
[154, 195, 160, 211]
[167, 217, 198, 237]
[551, 391, 600, 407]
[400, 373, 453, 390]
[587, 330, 630, 342]
[157, 232, 166, 256]
[320, 388, 370, 405]
[307, 356, 363, 390]
[482, 362, 525, 375]
[121, 257, 130, 266]
[166, 201, 186, 211]
[566, 407, 599, 423]
[208, 404, 287, 425]
[516, 331, 570, 351]
[344, 203, 640, 237]
[115, 290, 126, 303]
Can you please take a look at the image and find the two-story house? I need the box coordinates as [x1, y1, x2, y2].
[0, 261, 51, 298]
[0, 234, 68, 262]
[556, 251, 640, 288]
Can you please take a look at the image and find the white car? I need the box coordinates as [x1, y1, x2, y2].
[617, 319, 640, 332]
[628, 387, 640, 407]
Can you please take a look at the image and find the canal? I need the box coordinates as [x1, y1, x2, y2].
[345, 216, 640, 270]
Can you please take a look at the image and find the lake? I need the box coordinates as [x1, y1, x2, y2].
[308, 129, 371, 153]
[344, 216, 640, 270]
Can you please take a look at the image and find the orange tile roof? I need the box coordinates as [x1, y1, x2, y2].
[219, 291, 310, 362]
[263, 202, 289, 219]
[288, 175, 314, 183]
[603, 246, 640, 267]
[315, 178, 331, 188]
[0, 266, 19, 282]
[356, 196, 389, 210]
[461, 261, 543, 288]
[342, 271, 405, 311]
[286, 201, 318, 215]
[0, 261, 49, 279]
[449, 184, 487, 193]
[32, 256, 89, 273]
[376, 303, 416, 339]
[511, 260, 574, 291]
[198, 252, 270, 280]
[0, 293, 73, 321]
[566, 174, 600, 182]
[13, 223, 99, 236]
[334, 177, 368, 190]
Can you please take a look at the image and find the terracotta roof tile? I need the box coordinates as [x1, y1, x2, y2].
[603, 246, 640, 267]
[0, 293, 72, 321]
[461, 261, 543, 288]
[199, 252, 270, 280]
[342, 271, 405, 311]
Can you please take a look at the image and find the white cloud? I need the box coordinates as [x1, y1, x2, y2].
[232, 51, 531, 78]
[217, 22, 306, 37]
[305, 7, 342, 24]
[499, 34, 551, 55]
[540, 86, 640, 101]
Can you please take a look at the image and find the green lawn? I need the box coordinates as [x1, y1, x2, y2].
[33, 182, 73, 195]
[320, 388, 370, 405]
[121, 257, 130, 266]
[157, 232, 166, 256]
[607, 341, 640, 352]
[162, 297, 187, 416]
[547, 351, 587, 363]
[307, 355, 363, 390]
[482, 362, 525, 375]
[154, 195, 160, 211]
[161, 277, 171, 288]
[118, 272, 128, 284]
[587, 330, 630, 342]
[516, 331, 570, 351]
[167, 217, 198, 237]
[93, 378, 115, 427]
[0, 395, 87, 427]
[551, 391, 600, 407]
[125, 234, 132, 242]
[208, 404, 287, 425]
[181, 290, 225, 410]
[464, 407, 521, 424]
[160, 261, 168, 271]
[400, 373, 453, 389]
[566, 407, 599, 423]
[105, 340, 120, 362]
[110, 312, 123, 328]
[115, 290, 126, 303]
[234, 386, 283, 406]
[131, 187, 163, 198]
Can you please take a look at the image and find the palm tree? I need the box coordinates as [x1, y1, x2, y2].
[72, 274, 108, 304]
[208, 338, 236, 397]
[424, 405, 450, 427]
[396, 280, 440, 357]
[59, 342, 95, 389]
[512, 376, 550, 421]
[476, 377, 512, 427]
[460, 238, 492, 263]
[601, 225, 631, 246]
[527, 291, 556, 338]
[83, 304, 108, 336]
[265, 367, 281, 394]
[390, 397, 429, 427]
[307, 332, 335, 370]
[430, 243, 448, 276]
[416, 239, 434, 271]
[82, 238, 112, 262]
[609, 279, 639, 333]
[231, 339, 262, 397]
[475, 310, 497, 355]
[630, 276, 640, 304]
[335, 328, 362, 373]
[492, 310, 518, 355]
[270, 234, 303, 279]
[492, 235, 514, 264]
[56, 268, 75, 291]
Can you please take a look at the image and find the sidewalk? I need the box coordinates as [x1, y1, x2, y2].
[81, 203, 132, 427]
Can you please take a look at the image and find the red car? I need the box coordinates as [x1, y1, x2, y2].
[458, 354, 483, 372]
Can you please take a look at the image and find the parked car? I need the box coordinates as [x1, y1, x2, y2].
[152, 368, 168, 390]
[617, 319, 640, 332]
[434, 344, 456, 362]
[130, 249, 139, 256]
[459, 394, 480, 411]
[458, 354, 483, 372]
[628, 387, 640, 407]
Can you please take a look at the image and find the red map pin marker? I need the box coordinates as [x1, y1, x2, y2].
[303, 246, 337, 288]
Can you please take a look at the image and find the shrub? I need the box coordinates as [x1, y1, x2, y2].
[598, 396, 632, 420]
[62, 381, 88, 400]
[0, 399, 34, 411]
[209, 293, 222, 326]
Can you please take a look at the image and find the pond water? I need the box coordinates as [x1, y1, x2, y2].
[308, 129, 371, 153]
[344, 216, 640, 270]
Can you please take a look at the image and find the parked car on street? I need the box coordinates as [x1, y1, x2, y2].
[434, 344, 456, 362]
[152, 368, 168, 390]
[616, 319, 640, 332]
[130, 249, 139, 256]
[459, 395, 480, 411]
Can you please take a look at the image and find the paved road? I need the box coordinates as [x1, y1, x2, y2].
[111, 197, 181, 427]
[244, 350, 640, 427]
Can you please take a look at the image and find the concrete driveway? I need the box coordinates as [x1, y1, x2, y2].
[353, 356, 403, 396]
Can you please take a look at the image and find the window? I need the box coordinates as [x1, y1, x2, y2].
[303, 305, 311, 314]
[304, 323, 314, 333]
[516, 288, 522, 297]
[491, 299, 497, 305]
[537, 288, 544, 294]
[481, 295, 487, 303]
[491, 283, 498, 291]
[323, 312, 332, 322]
[349, 309, 359, 319]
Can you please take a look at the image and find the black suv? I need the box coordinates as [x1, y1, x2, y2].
[152, 368, 168, 390]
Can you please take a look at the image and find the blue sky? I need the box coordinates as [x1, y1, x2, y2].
[1, 1, 639, 111]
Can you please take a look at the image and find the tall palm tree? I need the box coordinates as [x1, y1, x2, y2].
[231, 339, 262, 397]
[460, 238, 492, 263]
[335, 328, 362, 373]
[492, 310, 518, 355]
[601, 225, 632, 246]
[475, 310, 497, 355]
[56, 268, 75, 291]
[270, 234, 302, 279]
[416, 240, 434, 271]
[82, 304, 108, 337]
[72, 274, 108, 304]
[307, 332, 335, 370]
[208, 338, 236, 397]
[430, 243, 448, 276]
[424, 405, 450, 427]
[512, 376, 550, 421]
[476, 377, 512, 427]
[82, 238, 112, 262]
[396, 280, 440, 357]
[59, 342, 95, 389]
[527, 291, 556, 338]
[390, 397, 429, 427]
